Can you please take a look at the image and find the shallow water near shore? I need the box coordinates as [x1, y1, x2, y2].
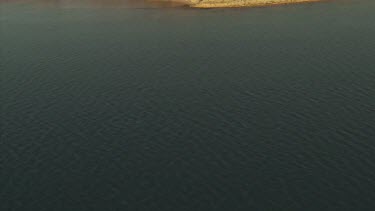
[2, 0, 375, 210]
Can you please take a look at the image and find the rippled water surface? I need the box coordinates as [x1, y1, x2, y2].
[1, 0, 375, 210]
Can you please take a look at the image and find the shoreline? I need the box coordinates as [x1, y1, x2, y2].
[149, 0, 324, 8]
[193, 0, 323, 8]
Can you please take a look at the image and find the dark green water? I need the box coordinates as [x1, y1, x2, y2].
[1, 0, 375, 210]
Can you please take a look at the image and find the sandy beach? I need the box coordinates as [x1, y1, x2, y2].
[147, 0, 323, 8]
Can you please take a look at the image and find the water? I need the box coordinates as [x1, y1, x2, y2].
[1, 0, 375, 210]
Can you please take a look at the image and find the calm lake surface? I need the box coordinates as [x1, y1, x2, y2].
[1, 0, 375, 210]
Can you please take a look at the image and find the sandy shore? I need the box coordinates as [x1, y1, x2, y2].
[149, 0, 323, 8]
[194, 0, 322, 8]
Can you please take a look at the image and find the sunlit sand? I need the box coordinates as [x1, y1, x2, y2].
[148, 0, 323, 8]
